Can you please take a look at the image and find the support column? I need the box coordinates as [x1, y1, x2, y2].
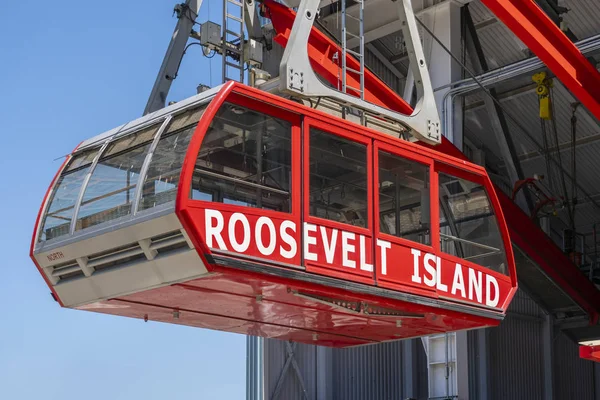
[456, 331, 470, 400]
[463, 5, 533, 213]
[316, 346, 333, 400]
[418, 1, 463, 148]
[247, 336, 265, 400]
[402, 339, 419, 399]
[542, 313, 555, 400]
[476, 329, 490, 400]
[595, 362, 600, 400]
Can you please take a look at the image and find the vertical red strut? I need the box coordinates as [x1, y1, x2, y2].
[481, 0, 600, 121]
[262, 0, 600, 325]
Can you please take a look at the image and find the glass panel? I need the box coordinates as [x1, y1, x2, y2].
[378, 150, 430, 245]
[65, 148, 97, 172]
[75, 125, 160, 230]
[138, 107, 205, 210]
[191, 103, 292, 212]
[438, 173, 508, 275]
[103, 123, 160, 158]
[38, 150, 100, 242]
[309, 128, 367, 228]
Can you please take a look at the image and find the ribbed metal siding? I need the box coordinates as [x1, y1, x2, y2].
[333, 341, 403, 400]
[554, 331, 595, 400]
[489, 316, 545, 400]
[264, 340, 318, 400]
[365, 48, 403, 94]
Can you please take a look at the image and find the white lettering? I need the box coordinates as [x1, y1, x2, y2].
[423, 253, 437, 288]
[320, 227, 338, 264]
[205, 209, 227, 250]
[303, 223, 318, 261]
[228, 213, 251, 252]
[341, 231, 356, 268]
[486, 275, 500, 307]
[451, 264, 466, 297]
[359, 235, 373, 272]
[279, 221, 297, 259]
[468, 268, 483, 303]
[255, 217, 276, 256]
[411, 249, 422, 284]
[377, 239, 391, 275]
[436, 256, 448, 292]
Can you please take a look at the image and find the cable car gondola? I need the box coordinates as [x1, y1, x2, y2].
[31, 82, 516, 347]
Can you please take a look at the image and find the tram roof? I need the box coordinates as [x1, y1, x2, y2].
[76, 84, 225, 153]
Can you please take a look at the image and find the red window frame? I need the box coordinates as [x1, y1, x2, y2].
[303, 117, 374, 285]
[434, 161, 513, 285]
[181, 91, 303, 267]
[373, 140, 438, 294]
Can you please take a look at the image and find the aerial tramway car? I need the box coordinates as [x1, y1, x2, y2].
[31, 81, 516, 346]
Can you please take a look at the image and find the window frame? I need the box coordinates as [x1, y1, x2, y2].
[303, 117, 374, 283]
[374, 140, 436, 255]
[186, 92, 302, 219]
[434, 160, 513, 283]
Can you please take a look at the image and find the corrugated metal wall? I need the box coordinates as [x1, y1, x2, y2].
[554, 331, 596, 400]
[262, 338, 428, 400]
[488, 316, 545, 399]
[265, 341, 318, 400]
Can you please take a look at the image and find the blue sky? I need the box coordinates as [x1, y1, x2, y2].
[0, 1, 246, 398]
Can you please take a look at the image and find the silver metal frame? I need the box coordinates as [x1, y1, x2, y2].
[278, 0, 441, 144]
[36, 91, 219, 252]
[132, 116, 174, 215]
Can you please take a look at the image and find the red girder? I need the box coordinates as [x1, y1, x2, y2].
[262, 0, 600, 323]
[580, 345, 600, 362]
[481, 0, 600, 122]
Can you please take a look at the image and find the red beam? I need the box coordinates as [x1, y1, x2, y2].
[481, 0, 600, 122]
[262, 0, 413, 115]
[263, 0, 600, 323]
[580, 345, 600, 362]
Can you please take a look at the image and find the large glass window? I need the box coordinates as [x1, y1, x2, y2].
[378, 150, 430, 245]
[75, 123, 161, 230]
[138, 107, 204, 210]
[438, 173, 508, 275]
[309, 128, 368, 228]
[38, 149, 98, 242]
[191, 103, 292, 212]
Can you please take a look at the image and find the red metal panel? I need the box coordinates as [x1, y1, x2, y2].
[481, 0, 600, 122]
[580, 345, 600, 362]
[262, 0, 600, 322]
[303, 117, 375, 285]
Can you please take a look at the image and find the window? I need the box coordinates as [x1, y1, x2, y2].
[438, 173, 508, 275]
[309, 128, 367, 228]
[38, 148, 98, 242]
[138, 107, 204, 210]
[191, 103, 292, 212]
[378, 150, 430, 245]
[75, 123, 161, 230]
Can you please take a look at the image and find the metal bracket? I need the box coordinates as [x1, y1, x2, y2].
[278, 0, 441, 144]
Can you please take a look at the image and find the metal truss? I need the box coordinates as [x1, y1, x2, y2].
[276, 0, 442, 144]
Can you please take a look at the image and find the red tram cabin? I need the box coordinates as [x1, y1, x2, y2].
[31, 82, 517, 347]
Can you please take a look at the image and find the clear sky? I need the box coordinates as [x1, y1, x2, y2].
[0, 1, 246, 398]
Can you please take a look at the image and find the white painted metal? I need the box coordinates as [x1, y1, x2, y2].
[424, 333, 458, 399]
[34, 210, 208, 307]
[279, 0, 441, 144]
